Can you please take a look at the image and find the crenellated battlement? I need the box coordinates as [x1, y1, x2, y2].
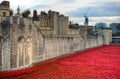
[0, 16, 33, 27]
[0, 1, 10, 10]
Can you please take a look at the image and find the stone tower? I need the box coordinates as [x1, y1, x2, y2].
[0, 1, 10, 20]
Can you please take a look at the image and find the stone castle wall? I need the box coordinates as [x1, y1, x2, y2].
[0, 16, 105, 71]
[43, 36, 103, 60]
[0, 16, 44, 71]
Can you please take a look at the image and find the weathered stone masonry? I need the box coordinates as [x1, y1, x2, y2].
[0, 0, 112, 72]
[0, 16, 44, 71]
[0, 15, 112, 71]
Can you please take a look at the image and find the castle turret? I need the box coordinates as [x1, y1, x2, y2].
[0, 1, 10, 20]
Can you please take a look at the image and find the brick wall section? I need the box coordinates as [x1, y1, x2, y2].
[1, 21, 11, 71]
[42, 36, 103, 61]
[10, 17, 18, 69]
[32, 21, 44, 63]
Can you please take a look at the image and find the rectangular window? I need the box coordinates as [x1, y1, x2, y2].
[3, 12, 6, 17]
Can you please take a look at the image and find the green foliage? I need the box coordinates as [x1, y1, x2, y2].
[10, 9, 13, 16]
[22, 9, 30, 18]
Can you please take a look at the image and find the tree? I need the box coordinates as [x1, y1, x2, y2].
[22, 9, 30, 18]
[10, 9, 13, 16]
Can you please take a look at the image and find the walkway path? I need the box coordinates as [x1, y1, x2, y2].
[0, 45, 120, 79]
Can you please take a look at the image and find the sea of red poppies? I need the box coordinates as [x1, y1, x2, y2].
[0, 45, 120, 79]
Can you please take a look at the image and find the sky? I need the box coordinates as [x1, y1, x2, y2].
[1, 0, 120, 26]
